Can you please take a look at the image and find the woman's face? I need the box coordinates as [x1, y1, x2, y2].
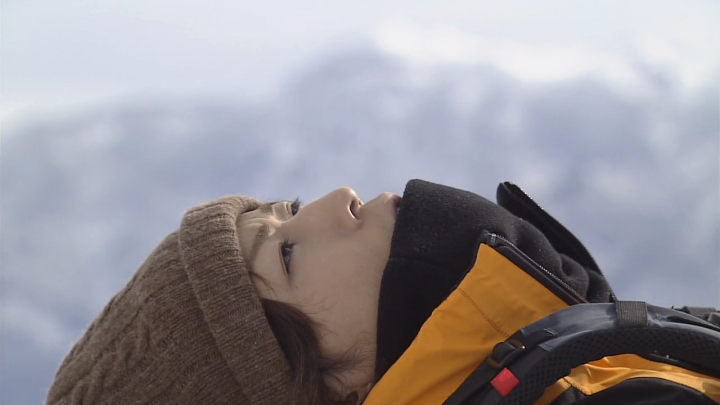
[236, 187, 400, 391]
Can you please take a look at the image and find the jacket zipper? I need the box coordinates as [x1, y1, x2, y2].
[503, 183, 617, 301]
[484, 231, 587, 305]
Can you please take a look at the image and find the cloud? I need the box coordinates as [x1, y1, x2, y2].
[375, 21, 634, 84]
[373, 20, 720, 96]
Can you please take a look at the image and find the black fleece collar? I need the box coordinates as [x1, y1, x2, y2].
[374, 179, 612, 379]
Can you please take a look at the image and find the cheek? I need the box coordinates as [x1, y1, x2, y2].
[289, 225, 391, 303]
[290, 241, 383, 360]
[293, 244, 382, 303]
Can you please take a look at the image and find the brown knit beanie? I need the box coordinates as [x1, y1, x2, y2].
[46, 196, 294, 404]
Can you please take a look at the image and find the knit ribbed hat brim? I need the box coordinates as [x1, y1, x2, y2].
[179, 196, 293, 402]
[47, 196, 294, 405]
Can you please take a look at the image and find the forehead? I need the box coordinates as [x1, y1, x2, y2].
[235, 203, 287, 300]
[240, 202, 272, 218]
[237, 202, 276, 224]
[237, 210, 272, 244]
[236, 202, 285, 252]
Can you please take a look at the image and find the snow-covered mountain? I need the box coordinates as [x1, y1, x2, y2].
[2, 47, 718, 405]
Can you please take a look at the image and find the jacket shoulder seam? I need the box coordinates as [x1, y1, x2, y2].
[456, 286, 511, 338]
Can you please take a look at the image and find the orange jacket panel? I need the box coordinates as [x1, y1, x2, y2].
[364, 244, 720, 404]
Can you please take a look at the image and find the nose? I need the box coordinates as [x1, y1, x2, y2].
[335, 187, 363, 211]
[336, 186, 359, 202]
[313, 187, 362, 230]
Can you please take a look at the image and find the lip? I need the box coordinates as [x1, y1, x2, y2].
[391, 194, 402, 216]
[355, 192, 402, 223]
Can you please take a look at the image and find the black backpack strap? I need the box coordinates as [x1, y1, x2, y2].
[443, 301, 720, 405]
[443, 329, 559, 405]
[675, 306, 720, 326]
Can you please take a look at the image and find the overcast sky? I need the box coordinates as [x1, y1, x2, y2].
[4, 0, 719, 124]
[2, 2, 720, 405]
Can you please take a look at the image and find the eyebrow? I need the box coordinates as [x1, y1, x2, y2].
[258, 202, 274, 214]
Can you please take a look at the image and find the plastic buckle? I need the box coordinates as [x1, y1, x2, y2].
[707, 312, 720, 327]
[487, 339, 525, 369]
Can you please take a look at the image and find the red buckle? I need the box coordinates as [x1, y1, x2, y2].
[490, 368, 519, 397]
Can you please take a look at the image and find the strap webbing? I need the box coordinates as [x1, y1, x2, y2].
[616, 301, 648, 328]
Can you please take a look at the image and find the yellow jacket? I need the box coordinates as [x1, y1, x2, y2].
[365, 243, 720, 404]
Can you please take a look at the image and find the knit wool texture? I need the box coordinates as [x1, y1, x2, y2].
[46, 196, 294, 405]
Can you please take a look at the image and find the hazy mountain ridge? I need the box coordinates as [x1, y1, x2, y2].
[2, 48, 718, 405]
